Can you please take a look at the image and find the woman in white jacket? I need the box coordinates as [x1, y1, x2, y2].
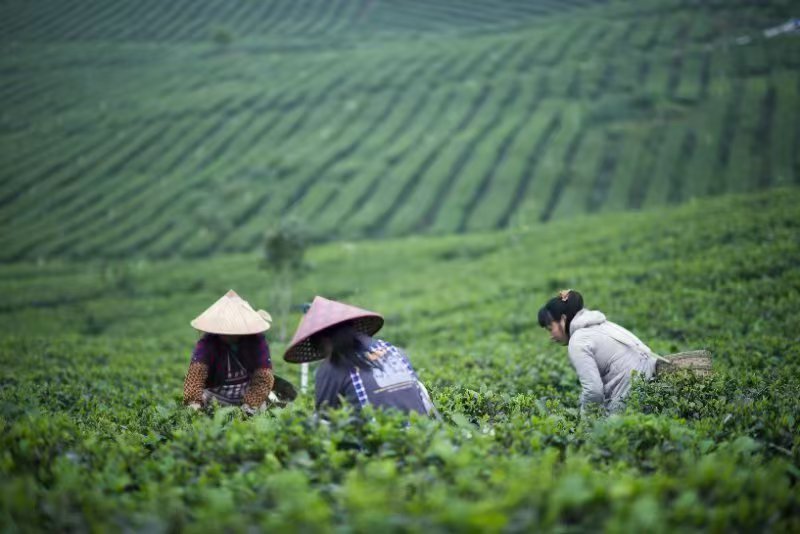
[538, 290, 658, 414]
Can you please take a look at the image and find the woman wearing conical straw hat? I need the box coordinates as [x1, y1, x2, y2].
[538, 289, 711, 415]
[183, 290, 282, 415]
[284, 296, 437, 417]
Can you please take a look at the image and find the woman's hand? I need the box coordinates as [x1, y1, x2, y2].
[241, 403, 258, 416]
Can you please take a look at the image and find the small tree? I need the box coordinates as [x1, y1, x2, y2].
[262, 217, 308, 273]
[211, 26, 234, 47]
[262, 217, 310, 391]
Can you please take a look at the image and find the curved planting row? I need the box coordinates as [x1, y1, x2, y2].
[8, 50, 336, 259]
[212, 54, 423, 249]
[1, 0, 799, 261]
[6, 79, 290, 259]
[198, 56, 429, 255]
[363, 84, 493, 238]
[0, 0, 605, 43]
[309, 83, 460, 240]
[417, 79, 525, 234]
[67, 76, 344, 259]
[450, 79, 547, 234]
[283, 56, 444, 218]
[78, 52, 393, 259]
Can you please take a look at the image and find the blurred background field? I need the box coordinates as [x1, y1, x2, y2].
[1, 0, 798, 260]
[1, 0, 800, 531]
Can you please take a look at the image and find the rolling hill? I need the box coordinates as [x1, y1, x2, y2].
[1, 0, 798, 262]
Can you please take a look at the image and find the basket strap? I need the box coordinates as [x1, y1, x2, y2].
[604, 323, 671, 364]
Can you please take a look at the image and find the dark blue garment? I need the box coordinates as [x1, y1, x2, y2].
[314, 339, 431, 415]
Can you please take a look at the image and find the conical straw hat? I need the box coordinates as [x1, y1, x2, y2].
[190, 289, 272, 335]
[283, 296, 383, 363]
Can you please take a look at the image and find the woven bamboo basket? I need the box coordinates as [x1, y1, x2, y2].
[268, 374, 298, 407]
[655, 350, 713, 377]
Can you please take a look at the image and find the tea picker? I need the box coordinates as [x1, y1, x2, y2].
[182, 290, 297, 415]
[284, 296, 438, 418]
[538, 289, 712, 415]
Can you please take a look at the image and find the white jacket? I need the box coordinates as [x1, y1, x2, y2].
[568, 309, 657, 413]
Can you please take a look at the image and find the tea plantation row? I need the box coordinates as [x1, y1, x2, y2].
[1, 0, 799, 260]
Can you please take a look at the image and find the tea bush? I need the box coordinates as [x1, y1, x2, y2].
[1, 189, 799, 531]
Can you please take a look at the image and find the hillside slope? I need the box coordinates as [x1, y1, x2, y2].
[1, 0, 799, 262]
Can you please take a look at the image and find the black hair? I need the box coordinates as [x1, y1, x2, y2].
[537, 308, 555, 329]
[313, 322, 382, 370]
[537, 290, 584, 338]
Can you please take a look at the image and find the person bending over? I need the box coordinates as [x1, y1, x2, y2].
[284, 296, 436, 417]
[539, 289, 657, 414]
[183, 290, 275, 415]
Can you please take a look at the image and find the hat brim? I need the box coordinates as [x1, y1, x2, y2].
[190, 290, 271, 335]
[283, 315, 384, 363]
[189, 319, 270, 335]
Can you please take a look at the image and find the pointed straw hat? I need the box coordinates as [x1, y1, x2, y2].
[283, 296, 384, 363]
[190, 289, 272, 335]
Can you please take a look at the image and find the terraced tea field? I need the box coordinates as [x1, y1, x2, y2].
[1, 0, 799, 262]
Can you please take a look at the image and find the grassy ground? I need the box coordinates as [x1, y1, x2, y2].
[1, 0, 799, 260]
[1, 188, 798, 531]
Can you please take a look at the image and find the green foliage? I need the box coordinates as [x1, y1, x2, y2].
[210, 26, 234, 47]
[262, 217, 309, 272]
[1, 190, 799, 530]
